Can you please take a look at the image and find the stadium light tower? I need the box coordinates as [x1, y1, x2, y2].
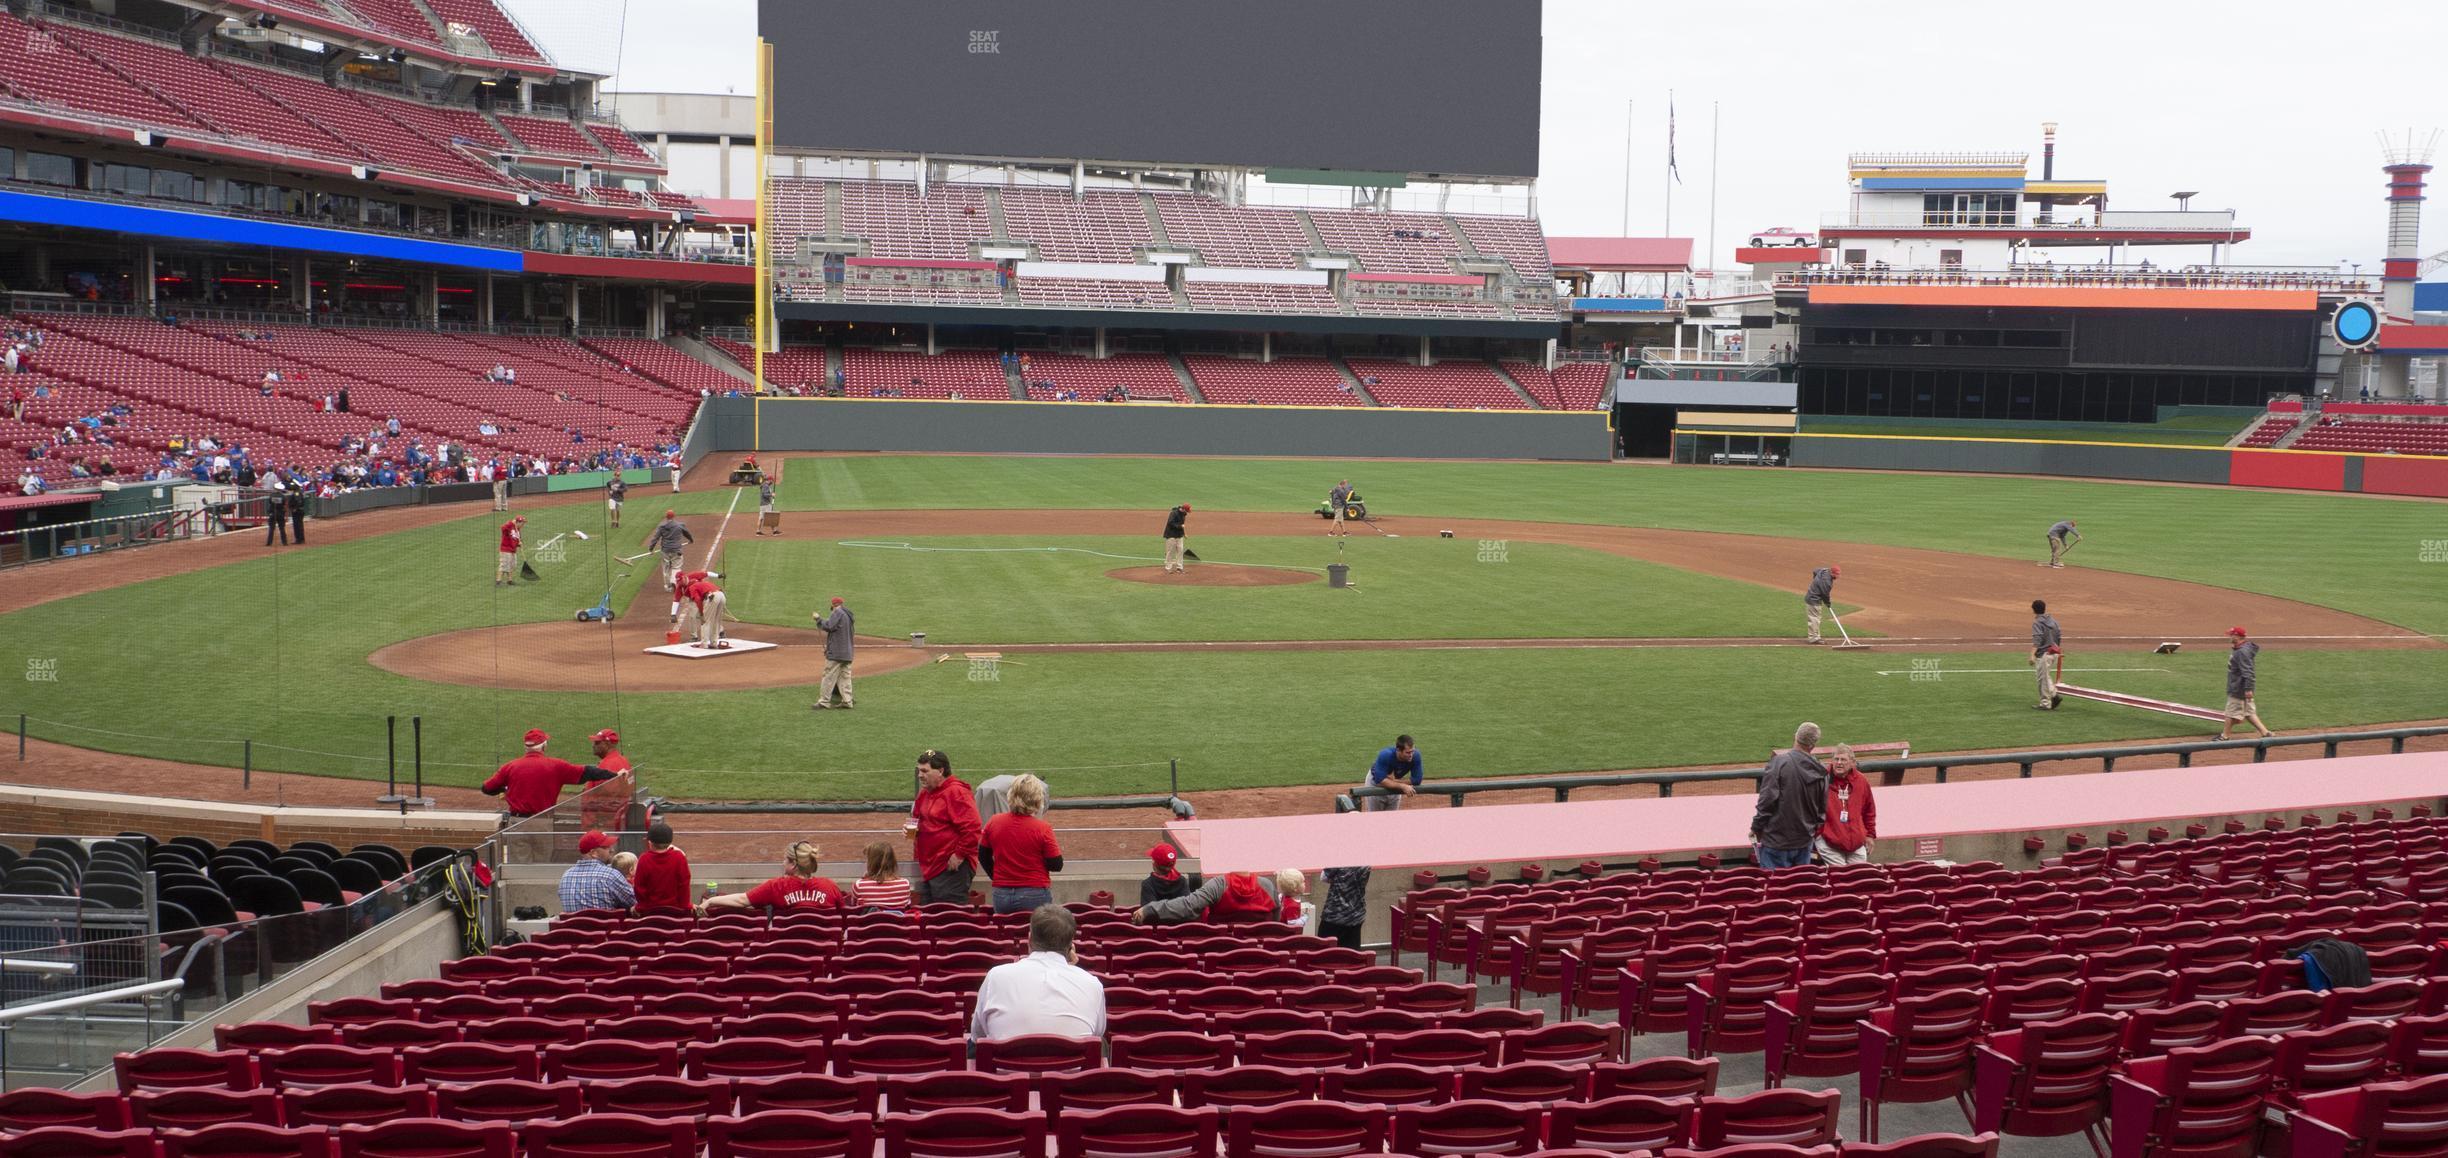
[2375, 129, 2439, 395]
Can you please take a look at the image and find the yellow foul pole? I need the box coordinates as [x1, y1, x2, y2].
[752, 38, 774, 399]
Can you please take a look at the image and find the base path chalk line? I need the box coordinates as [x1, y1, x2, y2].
[834, 539, 1332, 576]
[1870, 665, 2183, 675]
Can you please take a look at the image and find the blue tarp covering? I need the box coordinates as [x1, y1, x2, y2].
[0, 188, 523, 271]
[1571, 297, 1670, 313]
[2416, 282, 2448, 314]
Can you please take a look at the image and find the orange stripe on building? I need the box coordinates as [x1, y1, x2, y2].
[1806, 285, 2317, 312]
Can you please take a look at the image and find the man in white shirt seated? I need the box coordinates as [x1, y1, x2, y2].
[971, 904, 1105, 1042]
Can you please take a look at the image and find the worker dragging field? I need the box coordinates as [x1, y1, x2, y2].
[1802, 564, 1839, 643]
[2219, 627, 2273, 740]
[646, 510, 693, 591]
[2046, 519, 2081, 568]
[755, 474, 780, 535]
[495, 515, 525, 586]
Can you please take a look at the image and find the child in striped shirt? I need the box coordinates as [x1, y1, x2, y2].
[855, 841, 912, 911]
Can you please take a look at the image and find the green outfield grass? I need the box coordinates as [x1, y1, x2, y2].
[715, 535, 1809, 643]
[779, 456, 2448, 634]
[1, 454, 2440, 799]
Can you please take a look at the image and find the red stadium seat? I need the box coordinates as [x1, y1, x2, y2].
[2105, 1036, 2280, 1158]
[1224, 1102, 1387, 1158]
[880, 1073, 1032, 1115]
[1052, 1106, 1221, 1158]
[1177, 1067, 1316, 1109]
[972, 1034, 1102, 1075]
[2288, 1073, 2448, 1158]
[0, 1089, 136, 1131]
[1320, 1065, 1451, 1107]
[1690, 1090, 1841, 1150]
[733, 1075, 880, 1118]
[1038, 1069, 1178, 1118]
[117, 1049, 256, 1092]
[160, 1125, 333, 1158]
[1546, 1096, 1692, 1155]
[0, 1128, 161, 1158]
[1969, 1013, 2122, 1147]
[335, 1121, 514, 1158]
[705, 1111, 874, 1158]
[279, 1086, 434, 1129]
[130, 1089, 282, 1131]
[431, 1080, 581, 1125]
[1857, 988, 1986, 1142]
[880, 1108, 1045, 1158]
[521, 1114, 696, 1158]
[1389, 1100, 1546, 1157]
[583, 1077, 733, 1119]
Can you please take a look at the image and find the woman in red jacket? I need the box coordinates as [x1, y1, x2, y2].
[979, 774, 1063, 914]
[1814, 744, 1877, 866]
[702, 841, 843, 913]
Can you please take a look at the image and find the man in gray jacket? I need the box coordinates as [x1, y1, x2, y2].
[2031, 599, 2063, 710]
[2218, 626, 2272, 740]
[1751, 722, 1829, 870]
[1802, 565, 1840, 644]
[645, 510, 692, 592]
[812, 596, 855, 710]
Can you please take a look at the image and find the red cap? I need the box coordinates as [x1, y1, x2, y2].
[1830, 564, 1841, 577]
[522, 728, 549, 748]
[2228, 626, 2248, 638]
[590, 729, 619, 744]
[665, 509, 676, 518]
[831, 597, 844, 606]
[1180, 504, 1191, 512]
[512, 515, 525, 523]
[577, 830, 615, 854]
[1149, 845, 1178, 867]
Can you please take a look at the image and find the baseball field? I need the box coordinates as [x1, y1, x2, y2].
[3, 454, 2444, 806]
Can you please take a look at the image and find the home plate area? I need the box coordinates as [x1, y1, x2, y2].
[644, 639, 781, 659]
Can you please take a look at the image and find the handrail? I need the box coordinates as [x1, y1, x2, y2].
[1338, 724, 2448, 809]
[0, 979, 181, 1026]
[0, 959, 76, 975]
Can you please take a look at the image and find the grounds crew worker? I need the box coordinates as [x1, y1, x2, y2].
[481, 728, 622, 818]
[496, 515, 525, 586]
[646, 509, 693, 591]
[812, 596, 855, 709]
[1329, 479, 1354, 537]
[2219, 627, 2274, 740]
[673, 569, 727, 648]
[1161, 503, 1191, 573]
[580, 728, 635, 836]
[2031, 599, 2063, 710]
[755, 474, 780, 535]
[606, 475, 626, 528]
[1802, 564, 1839, 644]
[2046, 519, 2080, 568]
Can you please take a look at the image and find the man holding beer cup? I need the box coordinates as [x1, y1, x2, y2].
[909, 748, 983, 905]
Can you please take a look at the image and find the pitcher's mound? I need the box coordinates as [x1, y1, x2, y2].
[1107, 565, 1318, 587]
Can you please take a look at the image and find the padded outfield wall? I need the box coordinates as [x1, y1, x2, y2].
[701, 397, 1615, 461]
[1787, 433, 2448, 498]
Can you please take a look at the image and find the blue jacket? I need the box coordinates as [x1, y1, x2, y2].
[1369, 747, 1423, 788]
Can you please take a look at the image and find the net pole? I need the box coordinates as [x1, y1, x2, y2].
[752, 37, 775, 403]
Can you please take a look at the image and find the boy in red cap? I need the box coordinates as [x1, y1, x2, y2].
[481, 729, 623, 818]
[629, 821, 691, 912]
[2219, 627, 2272, 740]
[557, 830, 634, 912]
[495, 515, 525, 586]
[1139, 844, 1202, 905]
[1161, 504, 1191, 573]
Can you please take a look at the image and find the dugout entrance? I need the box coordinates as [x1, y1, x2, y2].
[1671, 411, 1796, 466]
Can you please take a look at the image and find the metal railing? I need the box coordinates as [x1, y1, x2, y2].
[0, 505, 215, 570]
[1819, 210, 2242, 234]
[1339, 724, 2448, 809]
[1847, 151, 2029, 169]
[1775, 266, 2374, 294]
[1641, 346, 1765, 366]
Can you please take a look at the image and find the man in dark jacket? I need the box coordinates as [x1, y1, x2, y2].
[2218, 626, 2272, 739]
[812, 597, 854, 709]
[1161, 504, 1190, 573]
[2031, 599, 2062, 710]
[286, 488, 307, 544]
[1751, 722, 1829, 870]
[1803, 565, 1839, 643]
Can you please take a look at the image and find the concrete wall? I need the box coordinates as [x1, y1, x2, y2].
[1792, 433, 2230, 484]
[0, 785, 499, 850]
[707, 397, 1613, 461]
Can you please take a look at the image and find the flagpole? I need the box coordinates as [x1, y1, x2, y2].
[1707, 101, 1720, 278]
[1662, 89, 1674, 238]
[1619, 98, 1633, 236]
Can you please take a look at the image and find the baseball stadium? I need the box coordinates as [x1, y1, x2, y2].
[0, 1, 2445, 1153]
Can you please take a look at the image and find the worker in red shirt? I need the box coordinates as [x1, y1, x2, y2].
[579, 728, 634, 833]
[672, 569, 729, 648]
[495, 515, 525, 586]
[480, 729, 621, 817]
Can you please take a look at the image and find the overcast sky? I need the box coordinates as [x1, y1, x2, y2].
[504, 0, 2441, 271]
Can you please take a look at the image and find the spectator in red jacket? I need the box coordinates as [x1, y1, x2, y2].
[1813, 744, 1877, 866]
[909, 749, 982, 905]
[979, 774, 1063, 914]
[630, 821, 692, 912]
